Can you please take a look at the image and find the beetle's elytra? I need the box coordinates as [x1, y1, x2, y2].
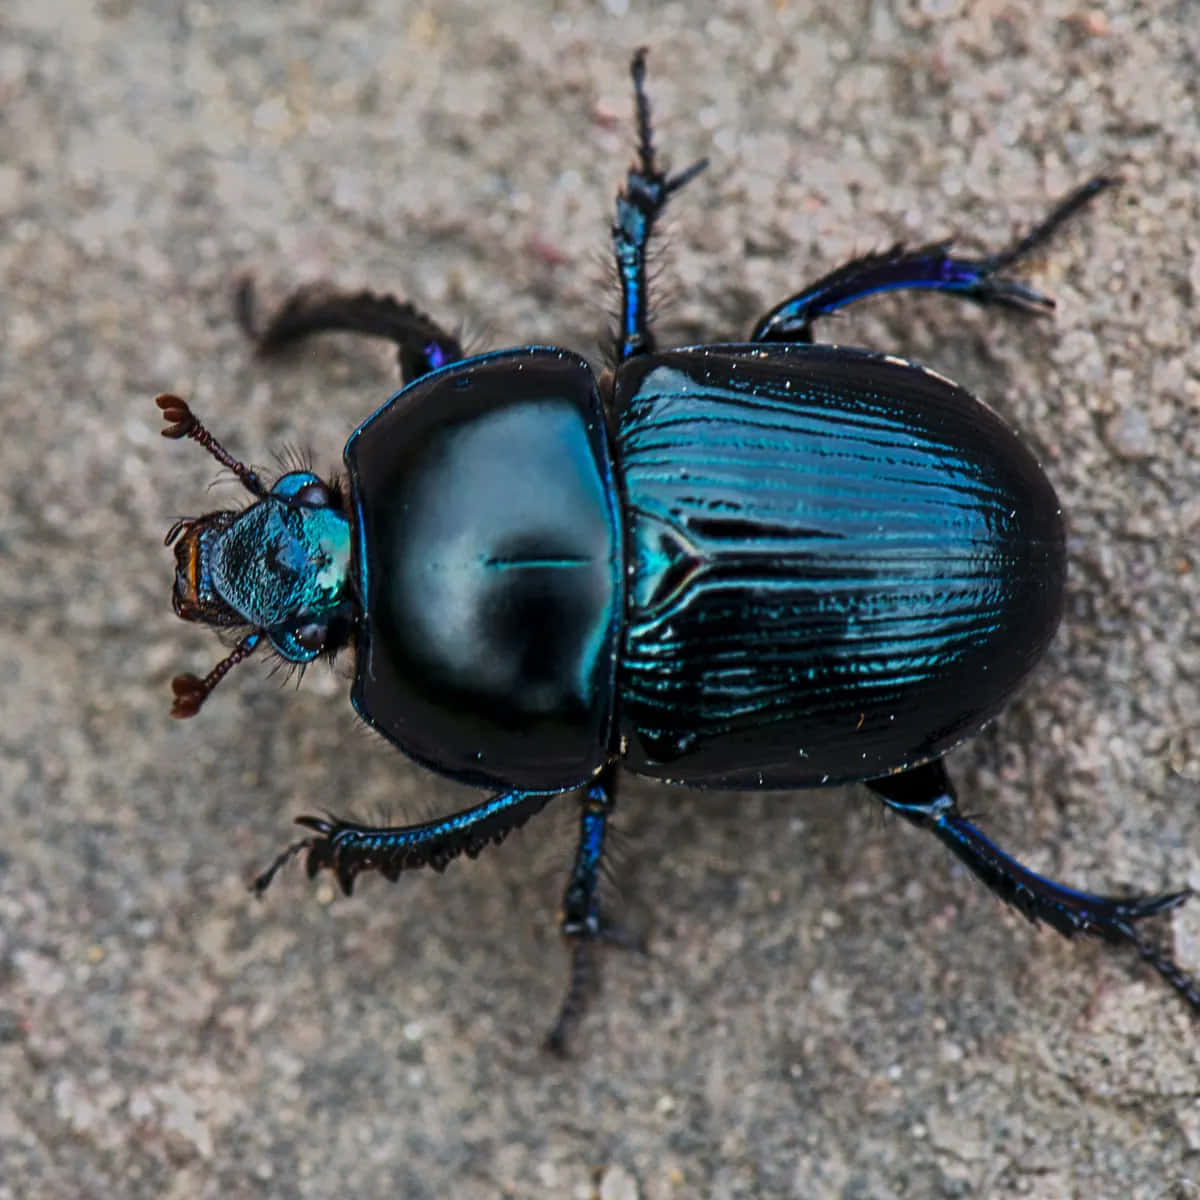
[158, 50, 1197, 1048]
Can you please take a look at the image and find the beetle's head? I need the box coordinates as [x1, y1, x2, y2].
[157, 394, 354, 717]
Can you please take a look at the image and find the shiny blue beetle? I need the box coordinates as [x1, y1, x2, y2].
[159, 51, 1197, 1046]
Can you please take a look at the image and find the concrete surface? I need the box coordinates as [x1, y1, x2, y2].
[2, 1, 1198, 1197]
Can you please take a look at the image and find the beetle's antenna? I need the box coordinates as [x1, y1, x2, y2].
[170, 631, 263, 717]
[156, 393, 267, 498]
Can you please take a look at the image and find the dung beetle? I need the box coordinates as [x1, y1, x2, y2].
[158, 50, 1198, 1047]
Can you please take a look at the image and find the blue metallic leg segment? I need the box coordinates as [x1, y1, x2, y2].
[612, 49, 708, 362]
[546, 764, 639, 1053]
[869, 760, 1200, 1011]
[253, 788, 564, 897]
[752, 176, 1112, 344]
[235, 278, 464, 383]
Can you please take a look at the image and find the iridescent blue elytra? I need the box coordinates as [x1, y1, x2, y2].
[615, 344, 1063, 786]
[158, 50, 1198, 1050]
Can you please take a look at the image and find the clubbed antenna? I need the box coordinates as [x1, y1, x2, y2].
[156, 393, 267, 498]
[170, 632, 262, 718]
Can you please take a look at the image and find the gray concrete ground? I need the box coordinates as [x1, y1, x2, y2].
[3, 1, 1198, 1197]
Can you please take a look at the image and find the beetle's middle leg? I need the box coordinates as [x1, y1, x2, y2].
[236, 279, 464, 385]
[611, 48, 708, 363]
[546, 763, 643, 1054]
[868, 759, 1200, 1014]
[751, 176, 1111, 344]
[253, 772, 638, 1050]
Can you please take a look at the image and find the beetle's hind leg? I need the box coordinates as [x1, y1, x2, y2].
[751, 176, 1112, 344]
[236, 278, 464, 384]
[868, 759, 1200, 1016]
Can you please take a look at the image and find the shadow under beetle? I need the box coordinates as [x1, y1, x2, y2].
[158, 50, 1198, 1048]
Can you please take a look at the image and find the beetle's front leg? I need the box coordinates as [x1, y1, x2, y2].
[236, 278, 464, 384]
[253, 788, 564, 895]
[751, 176, 1111, 344]
[868, 760, 1200, 1014]
[546, 764, 642, 1054]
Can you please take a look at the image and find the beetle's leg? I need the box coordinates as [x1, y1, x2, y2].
[868, 760, 1200, 1015]
[612, 48, 709, 362]
[546, 764, 642, 1054]
[252, 788, 564, 896]
[752, 176, 1112, 344]
[236, 278, 464, 384]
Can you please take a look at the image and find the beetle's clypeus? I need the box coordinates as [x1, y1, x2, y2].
[158, 50, 1198, 1048]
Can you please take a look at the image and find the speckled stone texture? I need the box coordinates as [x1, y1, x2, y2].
[2, 2, 1198, 1197]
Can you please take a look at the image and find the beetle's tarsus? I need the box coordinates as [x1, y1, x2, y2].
[961, 276, 1057, 315]
[545, 937, 595, 1057]
[1117, 912, 1200, 1012]
[624, 47, 708, 217]
[546, 910, 644, 1055]
[985, 173, 1115, 275]
[252, 836, 315, 896]
[952, 176, 1115, 314]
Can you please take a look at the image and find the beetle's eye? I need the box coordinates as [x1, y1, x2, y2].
[293, 480, 333, 507]
[292, 623, 328, 653]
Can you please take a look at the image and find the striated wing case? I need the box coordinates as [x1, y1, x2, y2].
[614, 343, 1065, 788]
